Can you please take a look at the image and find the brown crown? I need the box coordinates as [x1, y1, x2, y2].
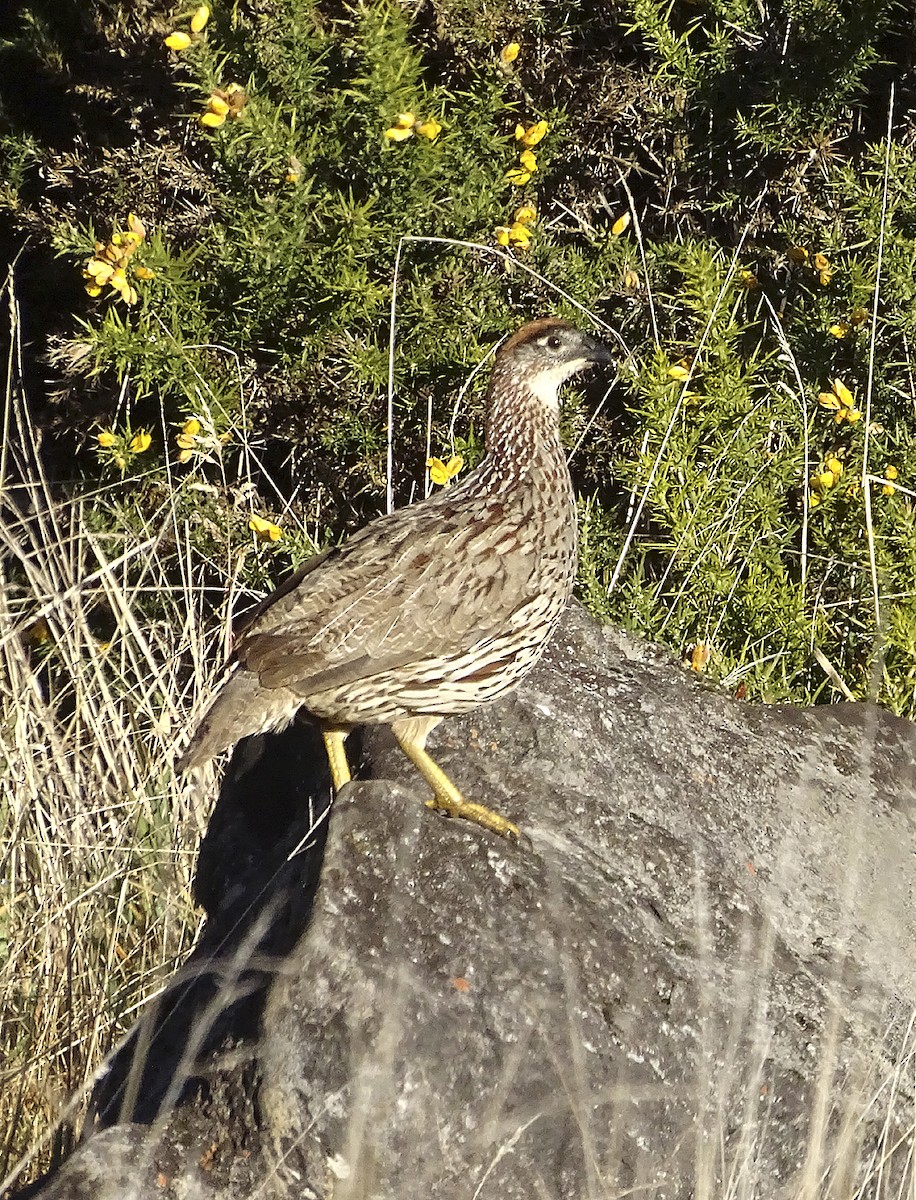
[497, 317, 579, 357]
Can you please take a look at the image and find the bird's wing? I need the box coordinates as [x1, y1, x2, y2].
[234, 494, 541, 695]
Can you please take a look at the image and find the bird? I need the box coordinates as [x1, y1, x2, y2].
[177, 318, 612, 838]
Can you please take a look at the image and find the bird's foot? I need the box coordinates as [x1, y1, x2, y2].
[425, 794, 520, 840]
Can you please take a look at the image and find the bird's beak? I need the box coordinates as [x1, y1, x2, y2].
[582, 332, 614, 365]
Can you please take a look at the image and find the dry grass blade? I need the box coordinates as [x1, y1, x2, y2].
[0, 281, 222, 1186]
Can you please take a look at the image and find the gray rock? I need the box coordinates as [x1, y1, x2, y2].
[25, 605, 916, 1199]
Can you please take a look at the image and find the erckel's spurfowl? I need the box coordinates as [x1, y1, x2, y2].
[176, 318, 613, 837]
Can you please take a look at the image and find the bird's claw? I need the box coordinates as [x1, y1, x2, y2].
[425, 796, 521, 840]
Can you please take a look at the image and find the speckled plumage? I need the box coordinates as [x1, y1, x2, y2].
[178, 319, 611, 834]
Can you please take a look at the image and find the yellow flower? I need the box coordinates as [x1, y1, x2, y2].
[814, 470, 835, 491]
[886, 465, 899, 480]
[813, 252, 830, 271]
[201, 86, 246, 129]
[690, 643, 711, 672]
[190, 4, 210, 33]
[182, 418, 202, 437]
[882, 484, 896, 496]
[222, 83, 247, 116]
[129, 430, 152, 454]
[249, 514, 283, 541]
[740, 270, 759, 290]
[611, 212, 630, 237]
[832, 378, 854, 407]
[494, 226, 511, 247]
[384, 125, 413, 142]
[828, 321, 851, 339]
[518, 149, 537, 172]
[668, 361, 691, 381]
[826, 456, 843, 477]
[85, 258, 114, 282]
[427, 454, 464, 487]
[787, 245, 808, 264]
[513, 204, 537, 225]
[415, 118, 442, 140]
[164, 31, 193, 51]
[818, 268, 833, 286]
[134, 265, 155, 280]
[504, 167, 531, 186]
[819, 378, 862, 424]
[97, 429, 117, 448]
[623, 268, 640, 290]
[515, 120, 548, 147]
[395, 112, 416, 128]
[507, 221, 531, 248]
[500, 42, 520, 63]
[809, 491, 821, 507]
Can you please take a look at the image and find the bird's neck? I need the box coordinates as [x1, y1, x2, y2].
[479, 361, 567, 490]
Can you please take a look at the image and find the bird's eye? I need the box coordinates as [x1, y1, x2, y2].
[546, 335, 562, 350]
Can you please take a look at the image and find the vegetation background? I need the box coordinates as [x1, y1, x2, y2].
[0, 0, 914, 1188]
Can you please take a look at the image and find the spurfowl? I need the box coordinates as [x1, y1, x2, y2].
[177, 318, 612, 837]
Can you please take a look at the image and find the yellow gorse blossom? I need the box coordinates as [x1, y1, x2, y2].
[176, 417, 202, 462]
[817, 378, 862, 424]
[883, 464, 899, 495]
[164, 4, 209, 50]
[190, 5, 211, 33]
[690, 643, 711, 672]
[82, 213, 147, 304]
[505, 165, 531, 186]
[427, 455, 464, 487]
[200, 83, 246, 129]
[494, 203, 537, 250]
[829, 306, 868, 338]
[500, 42, 520, 64]
[384, 112, 441, 142]
[808, 455, 844, 507]
[249, 514, 283, 541]
[515, 120, 548, 148]
[611, 212, 630, 237]
[518, 149, 537, 172]
[94, 425, 154, 472]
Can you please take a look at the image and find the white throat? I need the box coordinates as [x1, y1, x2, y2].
[525, 358, 589, 413]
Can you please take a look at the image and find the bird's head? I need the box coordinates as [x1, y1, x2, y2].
[494, 318, 613, 412]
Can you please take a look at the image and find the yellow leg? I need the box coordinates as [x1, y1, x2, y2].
[322, 728, 352, 791]
[391, 726, 520, 840]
